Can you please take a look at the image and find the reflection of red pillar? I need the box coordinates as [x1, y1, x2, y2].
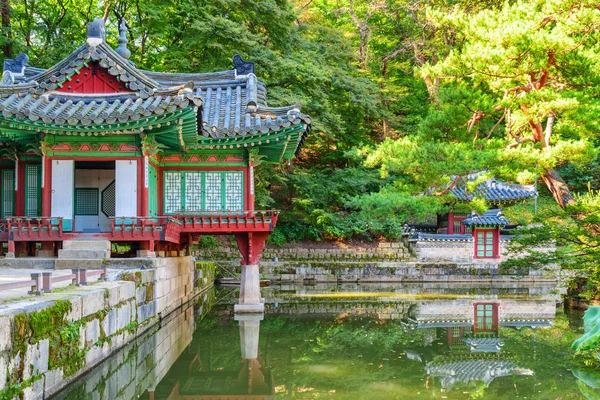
[41, 156, 52, 216]
[140, 155, 148, 216]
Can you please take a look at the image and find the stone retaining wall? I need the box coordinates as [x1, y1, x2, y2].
[53, 289, 215, 399]
[0, 256, 215, 399]
[193, 241, 409, 262]
[254, 261, 557, 283]
[411, 239, 556, 263]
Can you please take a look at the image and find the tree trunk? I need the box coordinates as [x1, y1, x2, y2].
[540, 168, 576, 210]
[1, 0, 12, 59]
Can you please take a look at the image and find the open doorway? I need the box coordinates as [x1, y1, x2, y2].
[74, 161, 115, 233]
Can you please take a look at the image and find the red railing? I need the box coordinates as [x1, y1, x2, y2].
[174, 210, 279, 232]
[0, 268, 106, 295]
[110, 216, 181, 235]
[6, 217, 63, 238]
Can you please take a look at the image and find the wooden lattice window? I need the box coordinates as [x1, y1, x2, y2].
[475, 229, 498, 258]
[225, 172, 243, 211]
[164, 171, 182, 214]
[205, 172, 222, 211]
[162, 170, 244, 214]
[25, 164, 41, 217]
[184, 172, 203, 211]
[2, 169, 14, 219]
[75, 188, 99, 215]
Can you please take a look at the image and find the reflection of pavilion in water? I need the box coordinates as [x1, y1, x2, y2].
[405, 297, 555, 392]
[162, 314, 275, 400]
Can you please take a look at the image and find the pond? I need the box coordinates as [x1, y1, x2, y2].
[54, 283, 598, 400]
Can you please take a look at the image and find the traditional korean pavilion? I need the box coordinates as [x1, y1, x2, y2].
[439, 173, 537, 234]
[0, 19, 310, 309]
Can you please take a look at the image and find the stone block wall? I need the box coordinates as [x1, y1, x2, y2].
[0, 257, 215, 399]
[257, 260, 557, 283]
[411, 238, 556, 264]
[53, 289, 215, 400]
[193, 241, 409, 263]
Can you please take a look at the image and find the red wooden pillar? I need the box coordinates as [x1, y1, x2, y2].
[447, 212, 454, 234]
[41, 156, 52, 216]
[15, 158, 24, 216]
[246, 163, 255, 211]
[140, 155, 149, 216]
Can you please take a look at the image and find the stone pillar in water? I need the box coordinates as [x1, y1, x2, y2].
[234, 264, 264, 313]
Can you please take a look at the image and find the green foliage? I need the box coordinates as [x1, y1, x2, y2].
[197, 235, 219, 250]
[2, 0, 600, 248]
[573, 307, 600, 352]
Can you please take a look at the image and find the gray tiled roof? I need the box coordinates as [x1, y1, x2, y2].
[451, 176, 537, 204]
[462, 209, 510, 227]
[463, 337, 503, 353]
[144, 70, 310, 138]
[426, 357, 533, 391]
[1, 35, 310, 140]
[409, 233, 473, 242]
[0, 86, 201, 126]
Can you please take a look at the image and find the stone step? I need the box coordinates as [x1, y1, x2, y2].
[54, 259, 105, 270]
[62, 239, 111, 251]
[58, 249, 111, 259]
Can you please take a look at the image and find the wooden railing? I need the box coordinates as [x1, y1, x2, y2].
[6, 217, 63, 238]
[174, 210, 279, 232]
[0, 268, 107, 295]
[110, 216, 182, 235]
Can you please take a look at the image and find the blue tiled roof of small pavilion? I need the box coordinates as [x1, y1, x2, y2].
[450, 174, 537, 204]
[426, 356, 533, 391]
[463, 337, 503, 353]
[462, 209, 510, 227]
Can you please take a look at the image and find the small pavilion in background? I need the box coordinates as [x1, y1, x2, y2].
[405, 174, 537, 261]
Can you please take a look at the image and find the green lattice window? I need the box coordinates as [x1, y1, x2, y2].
[75, 188, 99, 215]
[2, 169, 14, 219]
[25, 164, 41, 217]
[205, 172, 222, 211]
[184, 172, 203, 211]
[476, 230, 496, 258]
[164, 171, 182, 214]
[163, 170, 243, 214]
[476, 304, 495, 331]
[225, 172, 243, 211]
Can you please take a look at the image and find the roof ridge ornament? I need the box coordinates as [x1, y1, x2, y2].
[232, 54, 255, 76]
[87, 18, 106, 46]
[115, 19, 131, 60]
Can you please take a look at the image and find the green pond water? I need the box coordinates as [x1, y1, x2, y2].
[54, 283, 600, 400]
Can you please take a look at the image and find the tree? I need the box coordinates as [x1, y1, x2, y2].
[422, 0, 600, 209]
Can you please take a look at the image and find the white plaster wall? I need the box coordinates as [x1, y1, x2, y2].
[74, 169, 114, 232]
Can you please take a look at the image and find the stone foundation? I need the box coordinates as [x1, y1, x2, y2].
[193, 241, 409, 263]
[255, 260, 557, 283]
[0, 256, 215, 399]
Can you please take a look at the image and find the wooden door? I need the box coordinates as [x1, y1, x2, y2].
[51, 160, 74, 231]
[115, 160, 138, 217]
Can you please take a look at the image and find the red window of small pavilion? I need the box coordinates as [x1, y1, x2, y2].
[473, 303, 499, 333]
[474, 228, 499, 258]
